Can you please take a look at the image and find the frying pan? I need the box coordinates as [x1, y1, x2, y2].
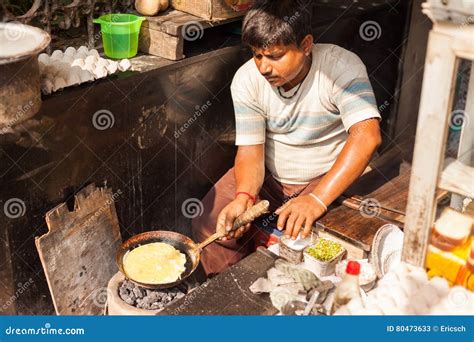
[116, 200, 270, 289]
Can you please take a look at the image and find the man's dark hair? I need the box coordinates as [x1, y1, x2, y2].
[242, 0, 312, 48]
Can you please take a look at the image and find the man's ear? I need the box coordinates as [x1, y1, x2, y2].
[300, 34, 314, 55]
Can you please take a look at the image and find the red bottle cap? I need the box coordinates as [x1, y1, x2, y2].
[346, 260, 361, 275]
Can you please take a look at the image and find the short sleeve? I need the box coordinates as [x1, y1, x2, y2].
[231, 67, 266, 146]
[328, 48, 381, 131]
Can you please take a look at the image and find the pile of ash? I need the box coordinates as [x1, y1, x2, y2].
[119, 279, 186, 310]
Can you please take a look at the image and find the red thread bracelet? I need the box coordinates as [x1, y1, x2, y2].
[235, 191, 256, 204]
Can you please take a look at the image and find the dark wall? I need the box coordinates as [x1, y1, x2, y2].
[0, 46, 244, 314]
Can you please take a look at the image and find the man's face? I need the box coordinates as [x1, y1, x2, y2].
[251, 43, 307, 88]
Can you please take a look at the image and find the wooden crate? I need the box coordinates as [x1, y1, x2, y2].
[139, 9, 240, 60]
[171, 0, 253, 21]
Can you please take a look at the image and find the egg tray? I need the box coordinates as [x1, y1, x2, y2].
[38, 46, 132, 95]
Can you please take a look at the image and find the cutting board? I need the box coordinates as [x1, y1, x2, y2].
[35, 184, 121, 315]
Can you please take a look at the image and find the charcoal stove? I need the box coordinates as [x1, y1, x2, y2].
[107, 272, 195, 315]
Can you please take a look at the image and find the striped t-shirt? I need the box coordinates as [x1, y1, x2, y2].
[231, 44, 381, 184]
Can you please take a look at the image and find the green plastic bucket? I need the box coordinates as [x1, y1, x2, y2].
[93, 14, 145, 59]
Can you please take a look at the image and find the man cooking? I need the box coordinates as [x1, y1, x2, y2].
[192, 0, 382, 276]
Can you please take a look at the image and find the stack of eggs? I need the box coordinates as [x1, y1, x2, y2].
[335, 262, 474, 315]
[38, 46, 132, 95]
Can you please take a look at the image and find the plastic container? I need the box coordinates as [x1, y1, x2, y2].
[93, 14, 145, 59]
[303, 239, 346, 277]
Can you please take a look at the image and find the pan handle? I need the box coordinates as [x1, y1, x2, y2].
[197, 200, 270, 250]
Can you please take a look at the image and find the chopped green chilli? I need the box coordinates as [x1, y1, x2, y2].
[306, 239, 343, 262]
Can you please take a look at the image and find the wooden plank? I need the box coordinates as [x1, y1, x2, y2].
[139, 25, 183, 60]
[170, 0, 250, 21]
[402, 29, 458, 267]
[35, 184, 122, 315]
[142, 9, 240, 34]
[439, 157, 474, 198]
[318, 162, 411, 252]
[139, 9, 240, 60]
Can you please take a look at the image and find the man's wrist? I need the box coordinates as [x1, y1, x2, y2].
[309, 193, 328, 212]
[235, 191, 257, 204]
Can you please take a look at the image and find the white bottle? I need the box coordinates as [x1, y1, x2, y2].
[331, 260, 361, 314]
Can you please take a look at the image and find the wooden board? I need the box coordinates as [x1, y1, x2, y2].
[160, 247, 279, 315]
[139, 9, 240, 60]
[318, 162, 412, 252]
[35, 184, 121, 315]
[170, 0, 251, 21]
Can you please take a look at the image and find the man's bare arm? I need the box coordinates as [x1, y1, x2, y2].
[312, 118, 382, 207]
[217, 144, 265, 240]
[235, 144, 265, 198]
[276, 118, 382, 238]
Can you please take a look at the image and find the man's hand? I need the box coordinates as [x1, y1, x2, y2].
[216, 196, 254, 241]
[275, 195, 326, 239]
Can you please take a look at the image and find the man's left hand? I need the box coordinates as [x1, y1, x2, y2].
[275, 195, 326, 239]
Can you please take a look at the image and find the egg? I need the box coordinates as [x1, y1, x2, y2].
[64, 46, 76, 56]
[88, 49, 100, 58]
[38, 53, 50, 65]
[79, 70, 94, 83]
[106, 61, 118, 74]
[52, 77, 67, 92]
[84, 55, 98, 71]
[77, 45, 89, 54]
[71, 58, 85, 68]
[51, 50, 64, 60]
[94, 65, 108, 79]
[118, 59, 131, 71]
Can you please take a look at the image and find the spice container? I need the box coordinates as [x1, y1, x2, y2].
[304, 238, 346, 277]
[279, 235, 312, 264]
